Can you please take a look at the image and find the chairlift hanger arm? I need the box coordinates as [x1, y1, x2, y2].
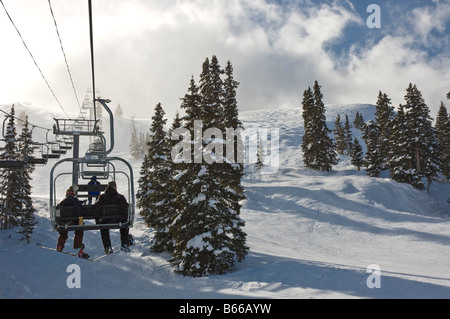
[95, 98, 114, 155]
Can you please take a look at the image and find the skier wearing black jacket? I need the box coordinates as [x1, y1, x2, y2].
[94, 181, 131, 254]
[56, 186, 90, 259]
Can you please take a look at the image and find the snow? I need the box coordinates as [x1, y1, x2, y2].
[1, 103, 450, 299]
[187, 232, 213, 251]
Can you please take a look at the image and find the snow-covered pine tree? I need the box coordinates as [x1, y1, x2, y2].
[435, 101, 450, 180]
[167, 111, 184, 182]
[374, 91, 395, 170]
[362, 120, 382, 177]
[389, 104, 419, 185]
[344, 114, 353, 155]
[301, 86, 315, 168]
[350, 137, 363, 171]
[255, 136, 264, 170]
[180, 76, 202, 136]
[200, 56, 224, 130]
[171, 56, 247, 277]
[223, 60, 244, 167]
[129, 117, 140, 160]
[0, 107, 22, 230]
[169, 112, 183, 149]
[17, 111, 27, 127]
[114, 103, 123, 118]
[302, 81, 336, 172]
[137, 103, 175, 252]
[313, 81, 336, 171]
[403, 83, 440, 190]
[353, 111, 364, 129]
[138, 132, 152, 159]
[221, 60, 245, 202]
[223, 61, 241, 131]
[136, 155, 151, 220]
[353, 111, 360, 129]
[422, 131, 441, 193]
[16, 116, 36, 242]
[170, 75, 206, 275]
[333, 114, 346, 155]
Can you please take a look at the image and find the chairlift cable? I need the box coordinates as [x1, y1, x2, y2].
[0, 107, 51, 131]
[88, 0, 97, 122]
[0, 0, 70, 118]
[47, 0, 82, 114]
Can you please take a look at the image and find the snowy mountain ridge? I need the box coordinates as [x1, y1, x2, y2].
[1, 102, 450, 299]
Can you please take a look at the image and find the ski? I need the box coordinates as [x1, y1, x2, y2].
[36, 243, 96, 262]
[92, 252, 110, 262]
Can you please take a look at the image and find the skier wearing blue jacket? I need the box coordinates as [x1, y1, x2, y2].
[87, 175, 100, 204]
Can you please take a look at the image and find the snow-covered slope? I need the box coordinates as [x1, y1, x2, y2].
[1, 103, 449, 299]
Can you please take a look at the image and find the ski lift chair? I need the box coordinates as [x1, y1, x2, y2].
[53, 118, 99, 136]
[49, 156, 135, 232]
[42, 143, 60, 160]
[26, 142, 48, 165]
[51, 143, 67, 155]
[0, 116, 27, 169]
[0, 159, 27, 169]
[0, 139, 26, 169]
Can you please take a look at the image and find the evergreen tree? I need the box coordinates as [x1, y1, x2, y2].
[167, 112, 184, 177]
[403, 83, 440, 189]
[301, 86, 315, 168]
[344, 114, 353, 155]
[301, 81, 336, 171]
[137, 103, 175, 252]
[170, 56, 248, 276]
[255, 136, 264, 170]
[223, 60, 244, 166]
[389, 104, 419, 185]
[222, 60, 245, 202]
[181, 76, 202, 134]
[435, 101, 450, 180]
[353, 111, 364, 129]
[171, 77, 207, 273]
[362, 120, 383, 177]
[350, 137, 364, 171]
[129, 117, 140, 159]
[16, 116, 36, 242]
[138, 133, 145, 158]
[199, 56, 223, 130]
[114, 103, 124, 118]
[333, 114, 346, 155]
[0, 107, 22, 230]
[17, 111, 27, 127]
[223, 61, 242, 131]
[374, 91, 395, 170]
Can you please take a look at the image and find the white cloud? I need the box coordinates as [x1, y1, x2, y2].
[0, 0, 449, 120]
[411, 2, 450, 37]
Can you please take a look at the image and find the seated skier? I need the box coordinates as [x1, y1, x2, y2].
[94, 181, 132, 254]
[56, 186, 90, 259]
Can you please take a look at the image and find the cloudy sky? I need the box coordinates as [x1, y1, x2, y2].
[1, 0, 449, 120]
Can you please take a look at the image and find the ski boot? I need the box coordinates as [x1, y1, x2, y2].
[121, 244, 131, 252]
[128, 234, 135, 246]
[77, 243, 90, 259]
[104, 246, 114, 255]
